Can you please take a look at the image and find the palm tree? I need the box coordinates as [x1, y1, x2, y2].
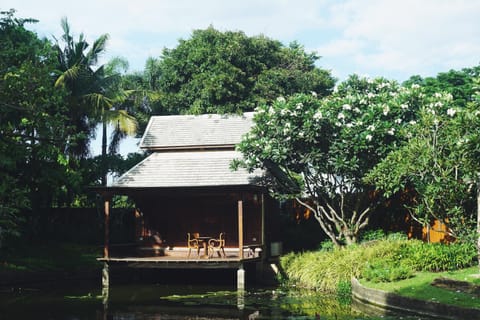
[54, 17, 109, 159]
[54, 18, 137, 185]
[90, 58, 138, 185]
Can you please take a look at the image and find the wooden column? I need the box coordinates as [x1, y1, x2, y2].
[237, 263, 245, 305]
[261, 193, 265, 245]
[104, 196, 111, 259]
[238, 200, 243, 259]
[134, 207, 142, 240]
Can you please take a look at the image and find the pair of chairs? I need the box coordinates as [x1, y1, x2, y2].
[187, 232, 225, 258]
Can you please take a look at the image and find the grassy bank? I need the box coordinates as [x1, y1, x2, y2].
[279, 237, 479, 309]
[0, 243, 102, 274]
[361, 266, 480, 309]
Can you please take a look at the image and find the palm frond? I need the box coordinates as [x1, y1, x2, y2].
[108, 128, 126, 155]
[83, 93, 114, 109]
[105, 109, 138, 136]
[87, 34, 109, 66]
[55, 64, 81, 87]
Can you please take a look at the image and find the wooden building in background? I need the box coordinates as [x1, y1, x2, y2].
[96, 113, 281, 289]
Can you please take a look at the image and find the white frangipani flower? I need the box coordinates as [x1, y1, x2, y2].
[383, 105, 390, 116]
[447, 108, 456, 117]
[342, 104, 352, 110]
[367, 125, 375, 131]
[366, 134, 373, 141]
[387, 128, 395, 135]
[276, 96, 286, 103]
[313, 111, 323, 120]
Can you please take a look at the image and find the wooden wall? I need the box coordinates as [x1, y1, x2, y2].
[133, 191, 264, 248]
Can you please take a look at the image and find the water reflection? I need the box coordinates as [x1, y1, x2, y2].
[0, 282, 431, 320]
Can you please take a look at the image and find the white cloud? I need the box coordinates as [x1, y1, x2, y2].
[3, 0, 480, 79]
[318, 0, 480, 80]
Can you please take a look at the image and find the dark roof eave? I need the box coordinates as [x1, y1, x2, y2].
[90, 184, 267, 197]
[140, 144, 236, 151]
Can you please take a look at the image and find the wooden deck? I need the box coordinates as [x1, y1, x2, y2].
[98, 247, 262, 269]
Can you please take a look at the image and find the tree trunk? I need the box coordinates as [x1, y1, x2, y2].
[101, 119, 107, 186]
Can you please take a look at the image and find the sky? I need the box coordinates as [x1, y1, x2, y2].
[3, 0, 480, 155]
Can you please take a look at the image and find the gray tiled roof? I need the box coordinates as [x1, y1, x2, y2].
[111, 150, 262, 188]
[139, 112, 254, 150]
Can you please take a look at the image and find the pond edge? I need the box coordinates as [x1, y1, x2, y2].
[351, 277, 480, 320]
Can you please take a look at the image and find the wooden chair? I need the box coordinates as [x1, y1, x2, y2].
[208, 232, 226, 258]
[186, 232, 200, 258]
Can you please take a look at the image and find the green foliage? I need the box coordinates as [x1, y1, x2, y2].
[156, 26, 335, 114]
[404, 66, 480, 108]
[336, 280, 352, 305]
[280, 239, 477, 291]
[366, 81, 480, 239]
[0, 10, 79, 242]
[363, 267, 480, 310]
[236, 75, 424, 245]
[363, 260, 414, 283]
[360, 229, 386, 242]
[280, 240, 394, 291]
[0, 243, 101, 272]
[319, 239, 336, 251]
[401, 241, 477, 272]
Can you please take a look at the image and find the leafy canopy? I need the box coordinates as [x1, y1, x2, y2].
[156, 26, 335, 114]
[235, 75, 426, 245]
[366, 79, 480, 241]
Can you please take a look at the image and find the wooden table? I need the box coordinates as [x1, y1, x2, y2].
[196, 236, 213, 258]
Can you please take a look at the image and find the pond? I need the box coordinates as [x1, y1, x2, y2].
[0, 272, 431, 320]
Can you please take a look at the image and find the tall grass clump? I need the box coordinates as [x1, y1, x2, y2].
[400, 240, 476, 272]
[280, 237, 477, 292]
[280, 239, 408, 292]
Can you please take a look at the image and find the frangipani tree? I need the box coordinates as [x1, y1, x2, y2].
[234, 75, 424, 245]
[367, 78, 480, 269]
[366, 91, 478, 240]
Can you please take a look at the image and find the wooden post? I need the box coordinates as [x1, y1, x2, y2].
[104, 196, 111, 259]
[237, 263, 245, 309]
[102, 262, 110, 289]
[261, 193, 265, 245]
[134, 207, 142, 240]
[238, 200, 243, 259]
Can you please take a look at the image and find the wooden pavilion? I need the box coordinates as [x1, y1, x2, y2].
[96, 113, 281, 289]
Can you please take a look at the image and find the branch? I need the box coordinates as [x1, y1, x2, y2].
[354, 206, 371, 233]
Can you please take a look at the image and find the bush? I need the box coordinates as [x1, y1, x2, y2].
[318, 239, 335, 251]
[280, 238, 477, 291]
[280, 238, 408, 291]
[336, 280, 352, 305]
[363, 260, 414, 283]
[360, 229, 385, 242]
[401, 240, 476, 272]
